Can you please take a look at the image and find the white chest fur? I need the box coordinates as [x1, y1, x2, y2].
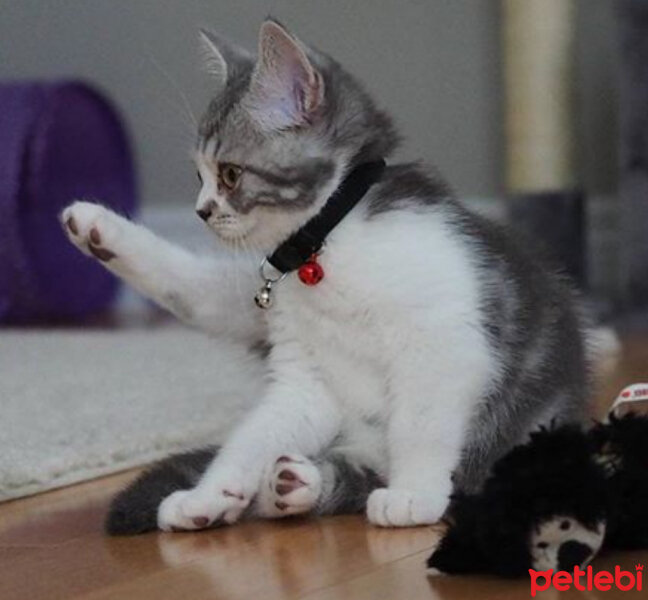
[264, 203, 497, 422]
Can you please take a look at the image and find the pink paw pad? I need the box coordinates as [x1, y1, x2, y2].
[66, 217, 78, 235]
[192, 516, 210, 528]
[258, 454, 322, 518]
[87, 227, 116, 262]
[273, 467, 306, 497]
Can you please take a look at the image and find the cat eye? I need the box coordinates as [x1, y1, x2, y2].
[196, 171, 203, 185]
[219, 163, 242, 191]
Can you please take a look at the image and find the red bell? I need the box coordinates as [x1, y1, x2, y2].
[298, 257, 325, 286]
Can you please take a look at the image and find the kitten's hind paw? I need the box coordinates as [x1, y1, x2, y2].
[158, 483, 250, 532]
[106, 447, 217, 536]
[61, 201, 122, 262]
[256, 454, 322, 518]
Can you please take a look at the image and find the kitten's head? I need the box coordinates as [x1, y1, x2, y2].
[194, 20, 398, 250]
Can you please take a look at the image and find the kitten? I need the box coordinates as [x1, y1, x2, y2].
[62, 20, 589, 533]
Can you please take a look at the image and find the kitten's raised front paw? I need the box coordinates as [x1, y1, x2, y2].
[157, 484, 250, 532]
[256, 454, 322, 518]
[367, 488, 446, 527]
[61, 201, 121, 263]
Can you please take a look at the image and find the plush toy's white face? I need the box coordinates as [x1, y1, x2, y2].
[530, 516, 606, 571]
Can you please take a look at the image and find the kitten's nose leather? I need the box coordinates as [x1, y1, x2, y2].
[196, 207, 211, 222]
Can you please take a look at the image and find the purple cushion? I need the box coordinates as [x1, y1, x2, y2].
[0, 81, 137, 322]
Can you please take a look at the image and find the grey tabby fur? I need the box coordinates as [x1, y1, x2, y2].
[106, 20, 589, 534]
[107, 446, 385, 534]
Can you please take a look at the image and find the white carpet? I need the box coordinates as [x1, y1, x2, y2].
[0, 327, 264, 502]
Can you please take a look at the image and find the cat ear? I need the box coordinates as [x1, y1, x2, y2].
[199, 29, 253, 89]
[245, 20, 324, 130]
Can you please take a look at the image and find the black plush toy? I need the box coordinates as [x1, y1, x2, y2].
[427, 406, 648, 577]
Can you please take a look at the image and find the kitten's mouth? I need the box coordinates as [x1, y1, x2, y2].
[212, 214, 238, 227]
[208, 214, 251, 243]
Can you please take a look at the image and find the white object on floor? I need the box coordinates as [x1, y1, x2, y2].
[586, 325, 622, 381]
[0, 327, 264, 502]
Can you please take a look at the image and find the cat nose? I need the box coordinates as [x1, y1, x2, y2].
[196, 207, 211, 222]
[196, 199, 217, 222]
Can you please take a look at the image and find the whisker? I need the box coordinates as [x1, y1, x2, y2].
[232, 236, 242, 297]
[140, 117, 196, 146]
[145, 51, 198, 132]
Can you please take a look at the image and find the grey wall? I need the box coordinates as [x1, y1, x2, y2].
[0, 0, 618, 206]
[575, 0, 619, 195]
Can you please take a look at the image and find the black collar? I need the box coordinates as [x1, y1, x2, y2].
[267, 159, 386, 273]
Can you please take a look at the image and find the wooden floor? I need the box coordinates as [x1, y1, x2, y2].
[2, 336, 648, 600]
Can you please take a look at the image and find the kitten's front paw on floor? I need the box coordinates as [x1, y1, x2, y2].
[157, 485, 251, 532]
[367, 488, 446, 527]
[60, 201, 121, 263]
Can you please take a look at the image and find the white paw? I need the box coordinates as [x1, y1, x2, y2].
[367, 488, 446, 527]
[157, 484, 250, 532]
[60, 201, 123, 263]
[256, 454, 322, 518]
[530, 516, 605, 571]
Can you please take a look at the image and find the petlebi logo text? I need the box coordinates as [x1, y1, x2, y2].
[529, 564, 643, 596]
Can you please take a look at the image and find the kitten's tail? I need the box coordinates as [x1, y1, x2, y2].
[105, 446, 218, 535]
